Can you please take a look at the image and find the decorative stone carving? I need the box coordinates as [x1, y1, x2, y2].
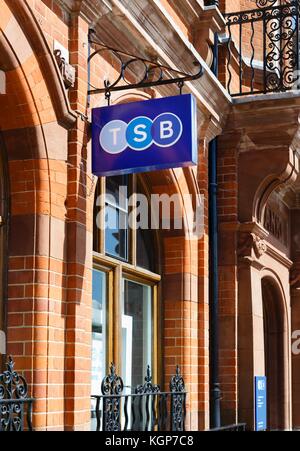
[264, 206, 287, 245]
[238, 232, 267, 260]
[54, 49, 76, 89]
[290, 265, 300, 291]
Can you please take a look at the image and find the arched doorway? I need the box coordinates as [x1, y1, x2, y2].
[262, 277, 286, 430]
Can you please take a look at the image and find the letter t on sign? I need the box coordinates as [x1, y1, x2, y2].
[0, 71, 5, 95]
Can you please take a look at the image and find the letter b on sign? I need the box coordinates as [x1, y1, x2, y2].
[152, 113, 183, 147]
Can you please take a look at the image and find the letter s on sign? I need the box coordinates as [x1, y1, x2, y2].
[133, 125, 147, 143]
[126, 116, 153, 151]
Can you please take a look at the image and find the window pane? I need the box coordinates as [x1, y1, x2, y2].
[91, 269, 106, 395]
[105, 175, 129, 261]
[105, 206, 128, 260]
[137, 227, 155, 272]
[106, 175, 129, 200]
[136, 177, 156, 272]
[122, 280, 152, 391]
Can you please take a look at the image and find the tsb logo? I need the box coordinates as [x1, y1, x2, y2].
[100, 113, 183, 154]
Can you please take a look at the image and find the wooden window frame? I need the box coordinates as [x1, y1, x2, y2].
[92, 174, 161, 385]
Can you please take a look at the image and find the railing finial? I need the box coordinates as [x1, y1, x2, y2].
[136, 366, 160, 394]
[101, 363, 124, 396]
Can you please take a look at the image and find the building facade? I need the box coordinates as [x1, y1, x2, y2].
[0, 0, 300, 431]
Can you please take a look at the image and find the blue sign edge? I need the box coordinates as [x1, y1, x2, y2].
[91, 94, 198, 177]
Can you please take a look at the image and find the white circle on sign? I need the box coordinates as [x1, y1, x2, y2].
[100, 120, 128, 154]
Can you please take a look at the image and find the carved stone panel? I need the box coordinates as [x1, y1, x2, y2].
[264, 206, 287, 246]
[238, 231, 267, 261]
[263, 191, 289, 250]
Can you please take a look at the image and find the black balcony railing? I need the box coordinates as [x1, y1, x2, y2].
[205, 1, 220, 6]
[0, 356, 34, 431]
[225, 0, 300, 96]
[91, 364, 186, 432]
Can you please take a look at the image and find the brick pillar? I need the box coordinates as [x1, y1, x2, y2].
[6, 137, 71, 430]
[163, 234, 199, 431]
[64, 14, 92, 431]
[197, 141, 210, 430]
[163, 141, 210, 432]
[217, 132, 239, 425]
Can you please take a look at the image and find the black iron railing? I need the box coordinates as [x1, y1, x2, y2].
[225, 0, 300, 96]
[207, 423, 247, 431]
[91, 364, 186, 432]
[0, 356, 34, 431]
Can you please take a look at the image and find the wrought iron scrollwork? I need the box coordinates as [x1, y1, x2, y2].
[135, 366, 160, 395]
[101, 363, 124, 431]
[170, 366, 186, 432]
[134, 366, 160, 431]
[88, 31, 203, 97]
[0, 356, 33, 431]
[265, 2, 299, 92]
[225, 0, 300, 96]
[93, 365, 187, 432]
[255, 0, 293, 7]
[0, 356, 28, 400]
[170, 365, 185, 393]
[101, 363, 124, 396]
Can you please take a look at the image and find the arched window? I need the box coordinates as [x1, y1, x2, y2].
[91, 174, 160, 398]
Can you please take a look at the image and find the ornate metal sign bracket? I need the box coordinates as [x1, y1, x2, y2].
[88, 30, 203, 100]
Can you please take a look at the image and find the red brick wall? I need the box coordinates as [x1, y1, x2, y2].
[217, 132, 240, 424]
[0, 0, 245, 432]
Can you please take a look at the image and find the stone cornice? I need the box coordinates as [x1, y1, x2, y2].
[239, 222, 269, 241]
[56, 0, 231, 139]
[88, 0, 231, 141]
[168, 0, 205, 28]
[237, 222, 293, 269]
[265, 243, 293, 270]
[227, 94, 300, 149]
[56, 0, 110, 24]
[191, 5, 226, 67]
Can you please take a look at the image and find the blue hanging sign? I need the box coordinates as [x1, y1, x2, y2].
[92, 94, 197, 176]
[255, 376, 267, 431]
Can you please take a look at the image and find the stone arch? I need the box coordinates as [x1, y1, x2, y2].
[0, 0, 76, 428]
[0, 0, 74, 273]
[2, 0, 76, 128]
[238, 263, 291, 429]
[91, 89, 201, 427]
[261, 271, 290, 430]
[238, 145, 299, 224]
[254, 147, 299, 225]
